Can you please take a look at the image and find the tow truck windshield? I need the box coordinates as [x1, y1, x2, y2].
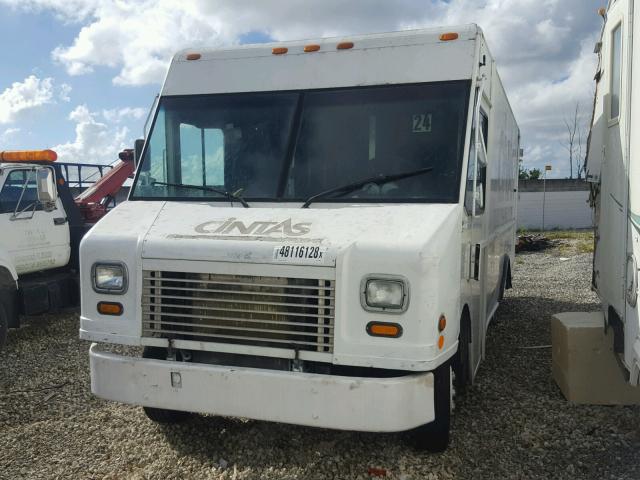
[131, 81, 470, 204]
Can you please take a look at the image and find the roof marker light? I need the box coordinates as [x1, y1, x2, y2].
[439, 32, 459, 41]
[337, 41, 354, 50]
[272, 47, 288, 55]
[303, 44, 321, 52]
[186, 53, 201, 61]
[0, 150, 57, 162]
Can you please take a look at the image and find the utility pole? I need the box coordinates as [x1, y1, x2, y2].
[542, 165, 552, 232]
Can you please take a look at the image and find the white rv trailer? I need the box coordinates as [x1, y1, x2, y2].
[587, 0, 640, 385]
[80, 25, 520, 451]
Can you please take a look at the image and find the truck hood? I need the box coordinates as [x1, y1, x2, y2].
[132, 202, 460, 266]
[89, 201, 461, 266]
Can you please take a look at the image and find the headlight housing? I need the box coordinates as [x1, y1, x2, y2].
[360, 275, 409, 313]
[92, 262, 128, 294]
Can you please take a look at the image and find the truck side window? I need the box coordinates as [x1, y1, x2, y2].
[611, 23, 622, 120]
[464, 109, 488, 215]
[0, 169, 41, 214]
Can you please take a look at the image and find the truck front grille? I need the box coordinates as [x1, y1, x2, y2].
[141, 271, 335, 353]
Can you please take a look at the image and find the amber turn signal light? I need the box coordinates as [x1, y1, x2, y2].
[367, 322, 403, 338]
[439, 32, 459, 41]
[303, 44, 321, 52]
[438, 314, 447, 332]
[272, 47, 288, 55]
[98, 302, 123, 316]
[438, 335, 445, 350]
[337, 42, 354, 50]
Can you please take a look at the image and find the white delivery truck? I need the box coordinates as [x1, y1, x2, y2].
[81, 25, 520, 451]
[586, 0, 640, 385]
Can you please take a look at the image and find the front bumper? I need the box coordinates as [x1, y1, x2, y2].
[89, 343, 435, 432]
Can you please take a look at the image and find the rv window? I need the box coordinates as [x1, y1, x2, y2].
[611, 23, 622, 120]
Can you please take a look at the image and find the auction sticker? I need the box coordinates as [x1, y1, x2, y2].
[273, 245, 328, 264]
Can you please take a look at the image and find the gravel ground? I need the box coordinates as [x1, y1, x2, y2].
[1, 246, 639, 479]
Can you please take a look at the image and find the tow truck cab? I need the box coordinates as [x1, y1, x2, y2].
[80, 25, 520, 451]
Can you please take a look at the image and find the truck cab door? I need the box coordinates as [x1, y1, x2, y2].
[464, 81, 490, 376]
[0, 167, 70, 275]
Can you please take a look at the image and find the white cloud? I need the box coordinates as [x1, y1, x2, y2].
[0, 127, 21, 143]
[0, 75, 55, 124]
[34, 0, 443, 86]
[102, 106, 146, 123]
[2, 0, 604, 177]
[53, 104, 128, 164]
[59, 83, 72, 102]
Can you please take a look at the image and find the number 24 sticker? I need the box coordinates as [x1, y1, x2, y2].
[412, 113, 432, 133]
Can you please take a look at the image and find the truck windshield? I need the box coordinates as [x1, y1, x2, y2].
[131, 81, 470, 204]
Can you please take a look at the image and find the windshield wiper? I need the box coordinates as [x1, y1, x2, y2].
[152, 181, 250, 208]
[301, 166, 434, 208]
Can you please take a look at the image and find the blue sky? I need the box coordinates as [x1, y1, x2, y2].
[0, 7, 156, 158]
[0, 0, 603, 177]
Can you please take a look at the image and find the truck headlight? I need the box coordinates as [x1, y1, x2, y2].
[360, 276, 409, 313]
[92, 263, 128, 294]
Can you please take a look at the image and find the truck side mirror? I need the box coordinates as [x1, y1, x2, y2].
[134, 138, 145, 166]
[36, 168, 58, 207]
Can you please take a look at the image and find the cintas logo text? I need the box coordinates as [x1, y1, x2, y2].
[195, 218, 311, 237]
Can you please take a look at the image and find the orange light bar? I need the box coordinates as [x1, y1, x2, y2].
[367, 322, 403, 338]
[186, 53, 201, 61]
[438, 314, 447, 332]
[439, 32, 459, 41]
[272, 47, 288, 55]
[337, 41, 354, 50]
[0, 149, 57, 162]
[438, 335, 445, 350]
[304, 44, 321, 52]
[97, 301, 123, 316]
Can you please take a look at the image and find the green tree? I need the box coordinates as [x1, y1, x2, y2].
[529, 168, 542, 180]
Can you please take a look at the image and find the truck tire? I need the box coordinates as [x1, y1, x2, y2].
[141, 346, 191, 424]
[410, 362, 451, 452]
[453, 313, 471, 393]
[0, 301, 7, 348]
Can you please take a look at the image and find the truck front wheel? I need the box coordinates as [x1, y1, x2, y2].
[141, 346, 191, 424]
[410, 362, 451, 452]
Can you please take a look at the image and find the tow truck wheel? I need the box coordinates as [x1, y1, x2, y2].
[410, 362, 451, 452]
[0, 300, 7, 348]
[141, 346, 191, 424]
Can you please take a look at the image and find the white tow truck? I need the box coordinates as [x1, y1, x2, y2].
[586, 0, 640, 385]
[0, 150, 81, 346]
[0, 149, 136, 346]
[81, 25, 520, 451]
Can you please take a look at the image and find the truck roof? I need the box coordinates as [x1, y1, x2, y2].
[162, 24, 482, 96]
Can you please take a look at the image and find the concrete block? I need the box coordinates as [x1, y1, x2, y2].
[551, 311, 640, 405]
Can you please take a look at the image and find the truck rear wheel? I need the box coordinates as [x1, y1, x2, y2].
[141, 346, 191, 424]
[0, 301, 7, 348]
[410, 362, 451, 452]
